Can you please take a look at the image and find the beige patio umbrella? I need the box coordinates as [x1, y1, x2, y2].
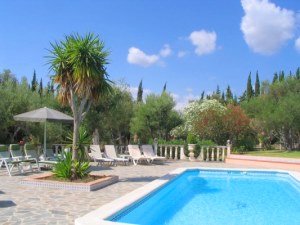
[14, 107, 73, 157]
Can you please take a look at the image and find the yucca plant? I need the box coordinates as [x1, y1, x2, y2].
[53, 126, 91, 181]
[53, 151, 90, 180]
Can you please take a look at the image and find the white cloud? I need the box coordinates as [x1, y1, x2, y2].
[241, 0, 296, 55]
[127, 44, 172, 67]
[295, 37, 300, 52]
[127, 47, 159, 67]
[189, 30, 217, 55]
[177, 51, 188, 58]
[160, 44, 172, 57]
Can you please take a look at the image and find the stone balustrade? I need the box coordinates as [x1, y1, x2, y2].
[156, 144, 230, 162]
[197, 145, 228, 161]
[157, 145, 187, 160]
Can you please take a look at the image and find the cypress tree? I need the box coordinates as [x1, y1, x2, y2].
[50, 81, 54, 94]
[246, 72, 253, 101]
[296, 68, 300, 79]
[31, 70, 38, 91]
[47, 81, 51, 95]
[233, 95, 238, 105]
[162, 82, 167, 93]
[239, 91, 247, 102]
[216, 85, 221, 95]
[272, 73, 278, 84]
[137, 80, 143, 103]
[38, 78, 43, 97]
[221, 92, 225, 103]
[254, 71, 260, 97]
[279, 71, 285, 82]
[226, 85, 233, 102]
[200, 91, 205, 100]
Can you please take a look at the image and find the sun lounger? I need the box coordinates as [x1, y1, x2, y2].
[141, 145, 166, 164]
[9, 144, 40, 173]
[89, 145, 115, 166]
[104, 145, 129, 165]
[0, 145, 23, 176]
[127, 145, 151, 165]
[45, 144, 59, 161]
[25, 143, 56, 168]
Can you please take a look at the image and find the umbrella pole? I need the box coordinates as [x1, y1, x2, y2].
[44, 121, 47, 158]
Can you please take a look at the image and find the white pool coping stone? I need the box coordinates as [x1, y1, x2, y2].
[75, 167, 300, 225]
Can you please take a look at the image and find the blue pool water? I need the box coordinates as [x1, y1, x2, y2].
[108, 170, 300, 225]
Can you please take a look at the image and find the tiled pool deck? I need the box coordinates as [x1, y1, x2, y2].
[0, 160, 296, 225]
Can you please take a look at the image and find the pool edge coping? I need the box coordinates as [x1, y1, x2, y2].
[75, 167, 300, 225]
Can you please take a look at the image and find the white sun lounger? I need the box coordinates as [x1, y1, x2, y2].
[104, 145, 129, 165]
[24, 143, 56, 168]
[9, 144, 40, 173]
[0, 145, 23, 176]
[141, 145, 166, 164]
[89, 145, 115, 166]
[127, 145, 151, 165]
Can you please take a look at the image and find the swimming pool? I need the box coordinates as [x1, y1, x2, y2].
[75, 168, 300, 225]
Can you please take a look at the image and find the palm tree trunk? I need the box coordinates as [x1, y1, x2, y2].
[72, 116, 79, 161]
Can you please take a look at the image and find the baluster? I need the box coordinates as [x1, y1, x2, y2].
[222, 147, 225, 161]
[211, 147, 215, 161]
[200, 147, 204, 161]
[55, 145, 59, 157]
[180, 145, 186, 160]
[165, 145, 169, 159]
[217, 147, 220, 161]
[206, 147, 210, 161]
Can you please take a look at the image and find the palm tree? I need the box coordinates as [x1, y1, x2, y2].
[48, 33, 112, 161]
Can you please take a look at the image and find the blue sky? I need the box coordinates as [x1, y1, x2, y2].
[1, 0, 299, 109]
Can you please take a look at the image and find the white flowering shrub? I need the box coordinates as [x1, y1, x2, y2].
[171, 99, 227, 139]
[185, 99, 226, 130]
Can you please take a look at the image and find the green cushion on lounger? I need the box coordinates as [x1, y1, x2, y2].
[10, 144, 20, 151]
[0, 145, 7, 152]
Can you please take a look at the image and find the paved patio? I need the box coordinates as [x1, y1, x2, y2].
[0, 161, 268, 225]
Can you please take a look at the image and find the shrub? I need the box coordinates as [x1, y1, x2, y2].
[53, 151, 90, 181]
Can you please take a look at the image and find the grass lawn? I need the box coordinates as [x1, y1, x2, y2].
[243, 150, 300, 159]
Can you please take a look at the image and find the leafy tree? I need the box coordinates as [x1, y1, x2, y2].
[242, 77, 300, 150]
[137, 80, 143, 103]
[130, 92, 182, 142]
[48, 33, 112, 161]
[85, 83, 133, 145]
[0, 69, 17, 85]
[246, 72, 253, 101]
[223, 105, 254, 149]
[0, 70, 67, 144]
[175, 99, 254, 147]
[177, 99, 227, 144]
[31, 70, 38, 92]
[255, 71, 260, 97]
